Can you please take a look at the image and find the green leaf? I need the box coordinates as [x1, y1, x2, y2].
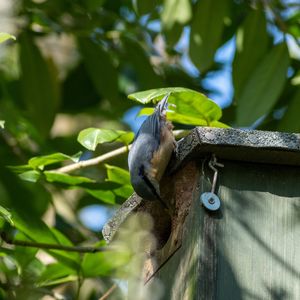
[189, 0, 230, 72]
[121, 36, 163, 89]
[163, 23, 184, 47]
[44, 172, 95, 185]
[209, 120, 230, 128]
[78, 38, 119, 102]
[37, 263, 77, 287]
[7, 165, 33, 174]
[0, 167, 51, 219]
[82, 250, 130, 277]
[291, 71, 300, 86]
[105, 165, 131, 185]
[0, 205, 14, 226]
[287, 11, 300, 38]
[84, 182, 129, 204]
[12, 216, 80, 269]
[233, 9, 269, 98]
[113, 185, 133, 199]
[0, 120, 5, 128]
[29, 152, 81, 170]
[77, 128, 134, 151]
[19, 33, 60, 138]
[85, 189, 117, 204]
[0, 32, 16, 44]
[278, 88, 300, 133]
[18, 170, 41, 183]
[236, 43, 290, 126]
[133, 0, 158, 15]
[84, 0, 106, 12]
[129, 87, 223, 125]
[14, 232, 38, 270]
[161, 0, 192, 30]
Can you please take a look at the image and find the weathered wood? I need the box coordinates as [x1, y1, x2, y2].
[154, 160, 300, 300]
[173, 127, 300, 170]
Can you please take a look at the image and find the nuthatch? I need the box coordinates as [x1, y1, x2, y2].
[128, 94, 176, 209]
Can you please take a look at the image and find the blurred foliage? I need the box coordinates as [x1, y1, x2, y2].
[0, 0, 299, 299]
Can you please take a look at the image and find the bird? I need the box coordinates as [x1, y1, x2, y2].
[128, 93, 176, 209]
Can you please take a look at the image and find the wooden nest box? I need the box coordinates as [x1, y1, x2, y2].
[103, 127, 300, 300]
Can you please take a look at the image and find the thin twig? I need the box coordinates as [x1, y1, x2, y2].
[99, 284, 117, 300]
[1, 233, 105, 253]
[49, 130, 187, 174]
[50, 145, 131, 174]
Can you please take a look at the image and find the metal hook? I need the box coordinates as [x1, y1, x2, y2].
[200, 154, 224, 211]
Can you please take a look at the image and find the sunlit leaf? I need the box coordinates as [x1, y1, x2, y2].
[7, 165, 33, 174]
[105, 164, 131, 185]
[37, 263, 76, 287]
[77, 128, 134, 151]
[0, 120, 5, 128]
[0, 205, 14, 226]
[286, 11, 300, 38]
[189, 0, 230, 72]
[0, 32, 16, 44]
[44, 172, 95, 185]
[29, 152, 81, 170]
[233, 9, 269, 98]
[129, 87, 223, 125]
[38, 273, 78, 287]
[18, 170, 41, 183]
[113, 185, 133, 199]
[161, 0, 192, 30]
[209, 120, 230, 128]
[236, 43, 290, 126]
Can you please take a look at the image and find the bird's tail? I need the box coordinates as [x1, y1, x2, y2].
[156, 92, 170, 116]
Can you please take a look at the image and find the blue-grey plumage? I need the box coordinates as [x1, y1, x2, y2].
[128, 94, 176, 208]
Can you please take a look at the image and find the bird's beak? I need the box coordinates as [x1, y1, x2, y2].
[158, 92, 171, 114]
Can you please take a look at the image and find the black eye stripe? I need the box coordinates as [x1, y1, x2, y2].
[138, 165, 145, 176]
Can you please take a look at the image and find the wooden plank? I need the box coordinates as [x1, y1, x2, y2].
[216, 161, 300, 300]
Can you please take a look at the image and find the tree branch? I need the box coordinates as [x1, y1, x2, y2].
[1, 232, 105, 253]
[49, 130, 187, 174]
[50, 145, 131, 174]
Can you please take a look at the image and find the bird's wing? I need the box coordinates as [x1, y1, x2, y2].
[133, 109, 161, 149]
